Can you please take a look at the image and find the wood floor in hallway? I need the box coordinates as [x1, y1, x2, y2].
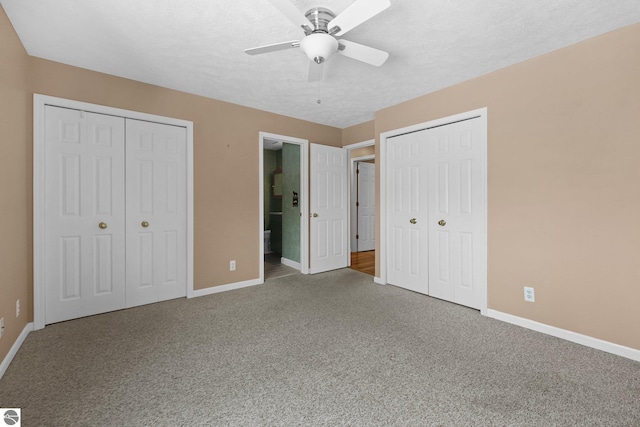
[350, 251, 375, 276]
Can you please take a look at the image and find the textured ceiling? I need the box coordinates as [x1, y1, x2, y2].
[2, 0, 639, 128]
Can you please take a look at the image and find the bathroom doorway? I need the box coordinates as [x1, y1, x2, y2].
[259, 133, 309, 282]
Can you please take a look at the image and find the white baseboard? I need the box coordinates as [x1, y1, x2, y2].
[486, 309, 640, 362]
[189, 278, 262, 298]
[280, 257, 301, 270]
[374, 276, 386, 285]
[0, 322, 33, 380]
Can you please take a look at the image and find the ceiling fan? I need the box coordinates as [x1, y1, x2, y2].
[244, 0, 391, 82]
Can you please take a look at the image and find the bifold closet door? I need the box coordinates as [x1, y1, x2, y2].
[427, 118, 484, 309]
[125, 119, 187, 307]
[385, 117, 484, 310]
[44, 106, 126, 324]
[386, 130, 429, 294]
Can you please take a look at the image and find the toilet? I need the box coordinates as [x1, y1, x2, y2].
[264, 230, 272, 254]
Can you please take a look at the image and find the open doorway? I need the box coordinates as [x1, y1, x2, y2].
[345, 140, 375, 276]
[259, 133, 309, 282]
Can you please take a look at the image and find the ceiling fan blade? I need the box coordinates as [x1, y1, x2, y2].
[244, 40, 300, 55]
[338, 39, 389, 66]
[328, 0, 390, 36]
[308, 61, 324, 82]
[268, 0, 314, 33]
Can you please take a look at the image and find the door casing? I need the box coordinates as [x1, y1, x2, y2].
[379, 108, 488, 315]
[258, 132, 309, 282]
[33, 94, 195, 330]
[344, 139, 375, 259]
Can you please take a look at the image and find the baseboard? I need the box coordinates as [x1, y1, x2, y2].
[374, 276, 386, 285]
[189, 278, 262, 298]
[0, 322, 33, 380]
[280, 257, 301, 270]
[486, 309, 640, 362]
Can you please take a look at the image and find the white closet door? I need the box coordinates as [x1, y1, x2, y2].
[125, 119, 187, 307]
[427, 118, 484, 309]
[386, 131, 429, 294]
[356, 162, 376, 252]
[44, 106, 126, 324]
[310, 143, 348, 273]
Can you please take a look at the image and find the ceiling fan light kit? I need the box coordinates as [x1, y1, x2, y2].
[300, 33, 338, 64]
[245, 0, 391, 81]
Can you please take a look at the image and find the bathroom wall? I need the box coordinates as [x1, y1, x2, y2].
[282, 143, 301, 263]
[270, 151, 283, 254]
[263, 149, 276, 230]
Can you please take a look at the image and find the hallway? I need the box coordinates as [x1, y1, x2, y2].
[350, 251, 375, 276]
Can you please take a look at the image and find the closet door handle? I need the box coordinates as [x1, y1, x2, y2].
[409, 218, 417, 224]
[438, 220, 446, 226]
[98, 222, 108, 229]
[141, 221, 149, 228]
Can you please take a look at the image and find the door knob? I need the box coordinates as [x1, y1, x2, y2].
[409, 218, 417, 224]
[98, 222, 108, 229]
[141, 221, 149, 228]
[438, 220, 446, 226]
[313, 213, 318, 217]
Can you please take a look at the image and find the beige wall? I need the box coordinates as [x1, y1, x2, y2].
[375, 23, 640, 350]
[0, 7, 31, 364]
[342, 120, 374, 146]
[0, 7, 33, 361]
[349, 146, 375, 159]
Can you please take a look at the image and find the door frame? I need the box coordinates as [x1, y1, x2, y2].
[33, 94, 195, 330]
[379, 108, 488, 315]
[258, 132, 309, 282]
[344, 139, 375, 262]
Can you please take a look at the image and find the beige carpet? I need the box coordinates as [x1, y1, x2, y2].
[1, 268, 639, 426]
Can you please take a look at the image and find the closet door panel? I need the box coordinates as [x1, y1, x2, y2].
[126, 119, 187, 307]
[44, 107, 126, 324]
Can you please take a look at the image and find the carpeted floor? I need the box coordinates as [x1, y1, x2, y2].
[1, 269, 639, 426]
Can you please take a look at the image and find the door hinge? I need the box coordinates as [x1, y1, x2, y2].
[356, 234, 359, 239]
[356, 168, 360, 174]
[356, 201, 359, 207]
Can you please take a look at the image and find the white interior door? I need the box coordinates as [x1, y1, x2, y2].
[44, 106, 126, 324]
[356, 162, 376, 252]
[427, 118, 484, 309]
[125, 119, 187, 307]
[386, 131, 429, 293]
[310, 143, 348, 273]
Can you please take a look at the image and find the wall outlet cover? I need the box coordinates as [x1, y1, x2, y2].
[524, 286, 535, 302]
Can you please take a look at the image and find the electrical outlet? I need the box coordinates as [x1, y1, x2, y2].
[16, 299, 20, 317]
[230, 260, 236, 271]
[0, 318, 4, 338]
[524, 286, 535, 302]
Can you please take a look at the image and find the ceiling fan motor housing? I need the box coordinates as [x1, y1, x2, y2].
[304, 7, 337, 34]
